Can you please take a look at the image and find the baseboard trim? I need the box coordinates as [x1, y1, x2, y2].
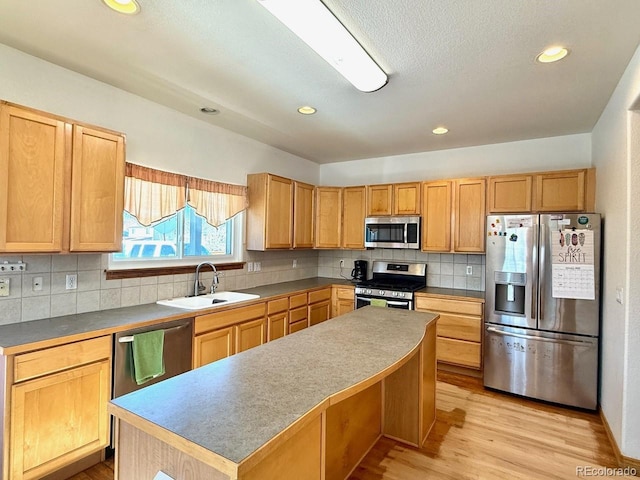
[599, 408, 640, 474]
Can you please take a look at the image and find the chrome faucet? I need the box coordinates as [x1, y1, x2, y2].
[194, 262, 219, 296]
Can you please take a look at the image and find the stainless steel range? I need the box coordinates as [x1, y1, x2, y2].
[354, 261, 427, 310]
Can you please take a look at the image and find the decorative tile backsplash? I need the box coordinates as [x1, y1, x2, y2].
[0, 249, 318, 325]
[0, 248, 484, 325]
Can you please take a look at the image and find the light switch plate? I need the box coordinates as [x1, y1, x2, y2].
[0, 278, 9, 297]
[616, 287, 624, 305]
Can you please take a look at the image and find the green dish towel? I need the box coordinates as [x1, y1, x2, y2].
[132, 330, 165, 385]
[370, 298, 387, 308]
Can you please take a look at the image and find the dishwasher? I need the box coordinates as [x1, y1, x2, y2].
[112, 317, 194, 399]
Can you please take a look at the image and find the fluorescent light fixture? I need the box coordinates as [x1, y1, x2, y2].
[256, 0, 387, 92]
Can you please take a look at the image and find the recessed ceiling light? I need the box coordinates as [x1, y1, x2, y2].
[432, 127, 449, 135]
[102, 0, 140, 14]
[536, 46, 569, 63]
[200, 107, 220, 115]
[297, 106, 317, 115]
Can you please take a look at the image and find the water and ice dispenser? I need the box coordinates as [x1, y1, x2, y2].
[493, 272, 526, 316]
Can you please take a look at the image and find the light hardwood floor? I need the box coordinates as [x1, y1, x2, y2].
[74, 373, 629, 480]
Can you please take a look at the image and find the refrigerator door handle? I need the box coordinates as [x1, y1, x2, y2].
[531, 222, 538, 320]
[538, 223, 546, 320]
[486, 327, 594, 347]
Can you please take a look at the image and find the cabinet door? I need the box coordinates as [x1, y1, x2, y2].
[335, 299, 355, 317]
[10, 360, 110, 480]
[70, 125, 125, 252]
[0, 104, 68, 252]
[293, 181, 314, 248]
[331, 286, 355, 317]
[534, 170, 586, 212]
[422, 181, 451, 252]
[342, 186, 366, 249]
[315, 187, 342, 249]
[308, 300, 331, 327]
[193, 327, 235, 368]
[235, 318, 267, 353]
[267, 311, 288, 342]
[453, 178, 485, 253]
[366, 184, 392, 216]
[487, 175, 532, 213]
[393, 182, 421, 215]
[266, 175, 293, 249]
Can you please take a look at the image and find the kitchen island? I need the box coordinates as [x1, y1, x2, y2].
[108, 307, 438, 480]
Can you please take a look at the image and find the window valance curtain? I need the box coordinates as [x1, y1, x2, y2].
[123, 163, 247, 227]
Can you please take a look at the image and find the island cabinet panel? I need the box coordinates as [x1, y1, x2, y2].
[415, 295, 484, 373]
[331, 286, 355, 317]
[487, 174, 533, 213]
[0, 102, 125, 254]
[194, 326, 235, 368]
[293, 181, 314, 248]
[393, 182, 421, 215]
[9, 337, 112, 480]
[366, 184, 393, 216]
[246, 173, 293, 250]
[325, 382, 382, 480]
[341, 186, 366, 249]
[383, 348, 420, 445]
[421, 181, 452, 252]
[453, 178, 486, 253]
[314, 187, 342, 249]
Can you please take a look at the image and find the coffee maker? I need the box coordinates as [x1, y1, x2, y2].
[351, 260, 368, 282]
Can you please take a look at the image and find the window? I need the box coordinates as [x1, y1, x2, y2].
[109, 163, 246, 270]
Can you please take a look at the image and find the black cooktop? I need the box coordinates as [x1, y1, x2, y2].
[356, 279, 425, 292]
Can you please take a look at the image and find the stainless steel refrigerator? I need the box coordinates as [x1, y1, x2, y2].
[484, 213, 600, 409]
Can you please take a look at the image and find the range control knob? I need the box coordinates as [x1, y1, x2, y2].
[378, 290, 385, 296]
[392, 292, 398, 297]
[398, 292, 405, 298]
[366, 289, 372, 295]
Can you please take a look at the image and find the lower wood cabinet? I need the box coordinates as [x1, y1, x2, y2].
[331, 286, 355, 317]
[235, 318, 267, 353]
[415, 295, 484, 372]
[289, 293, 309, 333]
[308, 288, 331, 327]
[7, 336, 111, 480]
[193, 326, 235, 368]
[267, 298, 289, 342]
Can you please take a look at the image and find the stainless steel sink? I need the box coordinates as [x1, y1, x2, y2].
[157, 291, 260, 310]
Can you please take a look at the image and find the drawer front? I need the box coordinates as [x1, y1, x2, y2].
[195, 303, 266, 334]
[308, 288, 331, 304]
[436, 314, 482, 342]
[14, 336, 112, 382]
[335, 287, 355, 301]
[289, 293, 308, 309]
[437, 337, 481, 369]
[289, 306, 308, 324]
[267, 297, 289, 315]
[289, 319, 308, 334]
[415, 296, 483, 316]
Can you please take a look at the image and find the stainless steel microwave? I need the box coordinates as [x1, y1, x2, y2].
[364, 216, 421, 249]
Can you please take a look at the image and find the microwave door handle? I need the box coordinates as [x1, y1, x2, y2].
[404, 224, 408, 244]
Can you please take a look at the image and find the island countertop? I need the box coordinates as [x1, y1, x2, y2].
[109, 306, 438, 474]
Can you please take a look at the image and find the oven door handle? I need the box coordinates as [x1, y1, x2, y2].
[118, 323, 190, 343]
[387, 300, 411, 307]
[356, 296, 372, 303]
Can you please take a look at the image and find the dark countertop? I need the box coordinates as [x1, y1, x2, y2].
[110, 307, 438, 466]
[415, 287, 485, 302]
[236, 277, 354, 298]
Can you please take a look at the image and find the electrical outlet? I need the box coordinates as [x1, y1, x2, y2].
[247, 262, 254, 272]
[32, 276, 43, 292]
[66, 274, 77, 290]
[292, 259, 297, 268]
[255, 262, 261, 271]
[340, 259, 345, 267]
[0, 278, 9, 297]
[466, 266, 473, 275]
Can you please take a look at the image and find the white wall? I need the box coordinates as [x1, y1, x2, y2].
[592, 43, 640, 460]
[320, 134, 591, 185]
[0, 43, 319, 185]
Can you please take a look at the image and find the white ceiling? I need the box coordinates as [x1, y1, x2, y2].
[1, 1, 639, 164]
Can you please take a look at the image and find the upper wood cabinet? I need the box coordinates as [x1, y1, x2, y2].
[422, 181, 452, 252]
[247, 173, 293, 250]
[367, 183, 420, 216]
[0, 101, 125, 253]
[488, 168, 595, 213]
[366, 184, 393, 215]
[487, 174, 532, 213]
[341, 186, 366, 249]
[293, 181, 314, 248]
[393, 182, 421, 215]
[453, 178, 486, 253]
[314, 187, 342, 249]
[422, 178, 485, 253]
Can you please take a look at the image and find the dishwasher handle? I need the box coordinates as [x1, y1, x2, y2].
[118, 323, 190, 343]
